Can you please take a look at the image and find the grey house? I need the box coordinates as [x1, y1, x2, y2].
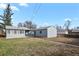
[35, 26, 57, 38]
[6, 26, 57, 39]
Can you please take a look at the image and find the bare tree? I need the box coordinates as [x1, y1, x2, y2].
[18, 21, 37, 29]
[31, 24, 37, 29]
[64, 19, 71, 30]
[24, 21, 32, 29]
[18, 23, 23, 27]
[23, 21, 37, 29]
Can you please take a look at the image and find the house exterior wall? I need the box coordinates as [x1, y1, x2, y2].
[6, 29, 26, 39]
[35, 26, 57, 38]
[47, 26, 57, 38]
[6, 26, 57, 39]
[35, 29, 47, 37]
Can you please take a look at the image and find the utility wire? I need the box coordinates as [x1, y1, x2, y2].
[30, 3, 41, 21]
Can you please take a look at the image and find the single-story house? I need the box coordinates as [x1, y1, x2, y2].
[6, 26, 57, 39]
[6, 26, 30, 39]
[68, 29, 79, 35]
[35, 26, 57, 38]
[64, 29, 79, 38]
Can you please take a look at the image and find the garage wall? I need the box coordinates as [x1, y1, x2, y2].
[35, 29, 47, 37]
[47, 27, 57, 38]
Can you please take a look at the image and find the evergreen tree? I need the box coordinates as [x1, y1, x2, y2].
[0, 4, 13, 35]
[0, 4, 13, 29]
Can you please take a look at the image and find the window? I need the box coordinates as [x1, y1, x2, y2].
[40, 31, 42, 34]
[7, 30, 10, 34]
[20, 30, 24, 34]
[14, 30, 17, 34]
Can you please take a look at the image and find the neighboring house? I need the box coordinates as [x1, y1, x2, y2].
[6, 26, 30, 39]
[35, 26, 57, 38]
[57, 29, 68, 35]
[6, 26, 57, 39]
[68, 29, 79, 35]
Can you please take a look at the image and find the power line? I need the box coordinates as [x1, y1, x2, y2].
[30, 3, 41, 21]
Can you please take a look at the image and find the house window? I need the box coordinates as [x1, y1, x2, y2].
[40, 31, 42, 34]
[20, 30, 24, 34]
[14, 30, 17, 34]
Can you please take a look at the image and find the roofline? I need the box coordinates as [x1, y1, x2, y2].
[6, 26, 30, 30]
[36, 26, 55, 30]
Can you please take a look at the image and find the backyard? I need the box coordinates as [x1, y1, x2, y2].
[0, 37, 79, 56]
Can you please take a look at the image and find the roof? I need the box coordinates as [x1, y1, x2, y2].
[6, 26, 56, 30]
[72, 29, 79, 32]
[6, 26, 30, 30]
[36, 26, 56, 30]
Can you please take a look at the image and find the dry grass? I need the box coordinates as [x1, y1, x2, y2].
[49, 37, 79, 46]
[0, 37, 79, 56]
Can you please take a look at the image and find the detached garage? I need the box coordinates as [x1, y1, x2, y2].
[35, 26, 57, 38]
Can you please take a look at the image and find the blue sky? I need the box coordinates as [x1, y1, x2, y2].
[0, 3, 79, 28]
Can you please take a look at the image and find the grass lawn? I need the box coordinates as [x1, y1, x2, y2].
[0, 37, 79, 56]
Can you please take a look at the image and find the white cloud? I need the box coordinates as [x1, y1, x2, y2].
[0, 3, 7, 9]
[65, 18, 71, 21]
[0, 3, 19, 11]
[19, 3, 28, 7]
[11, 6, 19, 11]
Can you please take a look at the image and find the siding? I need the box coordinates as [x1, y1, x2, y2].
[35, 29, 47, 37]
[47, 27, 57, 38]
[35, 26, 57, 38]
[6, 29, 25, 39]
